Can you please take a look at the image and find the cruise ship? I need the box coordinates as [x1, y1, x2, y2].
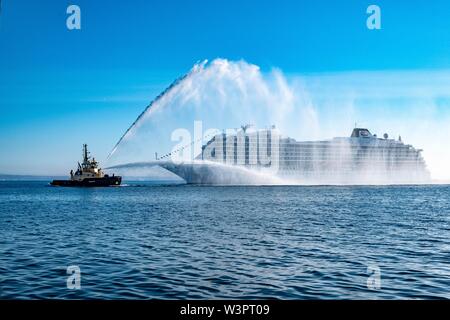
[108, 126, 430, 185]
[187, 126, 430, 184]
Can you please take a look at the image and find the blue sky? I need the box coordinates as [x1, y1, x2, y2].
[1, 0, 450, 174]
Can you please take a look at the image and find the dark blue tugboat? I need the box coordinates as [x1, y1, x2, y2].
[51, 144, 121, 187]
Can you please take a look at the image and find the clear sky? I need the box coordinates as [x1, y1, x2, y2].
[1, 0, 450, 175]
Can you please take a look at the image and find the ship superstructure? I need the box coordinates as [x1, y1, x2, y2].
[71, 144, 105, 181]
[196, 127, 429, 184]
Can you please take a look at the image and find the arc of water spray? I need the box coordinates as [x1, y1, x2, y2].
[105, 130, 218, 169]
[107, 60, 208, 160]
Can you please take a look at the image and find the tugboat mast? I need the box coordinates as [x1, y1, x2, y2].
[83, 144, 89, 165]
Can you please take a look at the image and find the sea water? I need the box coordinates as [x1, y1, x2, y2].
[0, 181, 449, 299]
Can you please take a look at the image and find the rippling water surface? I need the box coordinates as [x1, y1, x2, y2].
[1, 181, 449, 299]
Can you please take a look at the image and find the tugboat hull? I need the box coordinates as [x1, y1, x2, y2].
[51, 176, 121, 187]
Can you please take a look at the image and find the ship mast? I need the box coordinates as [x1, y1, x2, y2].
[82, 144, 90, 168]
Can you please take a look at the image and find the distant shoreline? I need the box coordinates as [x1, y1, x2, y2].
[0, 174, 183, 183]
[0, 174, 66, 181]
[1, 174, 449, 186]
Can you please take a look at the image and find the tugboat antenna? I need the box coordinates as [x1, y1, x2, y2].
[83, 144, 89, 163]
